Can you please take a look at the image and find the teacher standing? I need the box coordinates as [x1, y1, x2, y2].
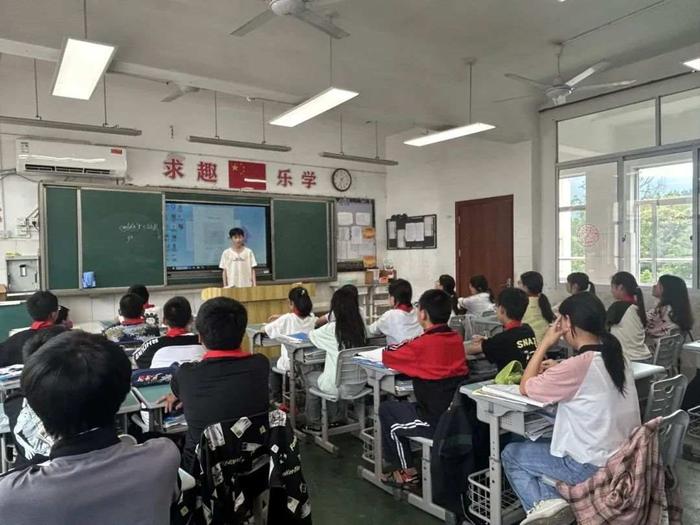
[219, 227, 257, 288]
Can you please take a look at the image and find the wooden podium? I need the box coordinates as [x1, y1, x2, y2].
[201, 283, 316, 357]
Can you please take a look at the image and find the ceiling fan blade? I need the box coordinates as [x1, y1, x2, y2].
[161, 83, 200, 102]
[231, 10, 276, 36]
[574, 80, 636, 91]
[504, 73, 549, 89]
[293, 7, 350, 38]
[492, 94, 539, 103]
[311, 0, 347, 6]
[565, 61, 610, 87]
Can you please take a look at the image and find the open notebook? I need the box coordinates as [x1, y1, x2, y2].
[475, 384, 552, 408]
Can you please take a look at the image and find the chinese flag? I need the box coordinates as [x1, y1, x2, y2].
[229, 161, 267, 190]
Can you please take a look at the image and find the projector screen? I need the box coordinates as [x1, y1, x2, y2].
[165, 201, 269, 271]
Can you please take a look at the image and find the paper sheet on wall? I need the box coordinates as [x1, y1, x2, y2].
[360, 243, 375, 256]
[337, 241, 349, 260]
[397, 230, 406, 248]
[415, 222, 425, 242]
[338, 227, 351, 241]
[424, 216, 434, 236]
[350, 226, 363, 244]
[347, 243, 360, 259]
[355, 212, 371, 226]
[405, 223, 417, 242]
[388, 221, 397, 240]
[338, 212, 354, 226]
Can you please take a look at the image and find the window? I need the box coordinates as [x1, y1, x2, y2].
[661, 88, 700, 145]
[557, 100, 656, 162]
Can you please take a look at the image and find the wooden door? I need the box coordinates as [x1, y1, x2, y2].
[455, 195, 514, 297]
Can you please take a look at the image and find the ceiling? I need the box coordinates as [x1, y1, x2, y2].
[1, 0, 699, 143]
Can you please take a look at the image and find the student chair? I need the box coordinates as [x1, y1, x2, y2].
[652, 334, 683, 377]
[307, 346, 376, 455]
[659, 410, 690, 474]
[643, 374, 688, 422]
[448, 315, 467, 341]
[271, 365, 291, 409]
[469, 318, 503, 339]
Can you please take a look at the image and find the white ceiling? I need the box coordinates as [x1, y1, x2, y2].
[1, 0, 699, 142]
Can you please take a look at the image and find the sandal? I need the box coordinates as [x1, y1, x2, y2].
[380, 469, 419, 489]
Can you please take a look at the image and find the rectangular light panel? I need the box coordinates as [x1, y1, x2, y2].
[403, 122, 495, 147]
[52, 38, 117, 100]
[270, 87, 358, 127]
[683, 58, 700, 71]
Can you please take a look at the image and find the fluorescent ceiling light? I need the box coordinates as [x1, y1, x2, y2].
[188, 135, 291, 152]
[52, 38, 117, 100]
[0, 115, 141, 136]
[319, 151, 398, 166]
[270, 87, 358, 127]
[404, 122, 495, 147]
[683, 58, 700, 71]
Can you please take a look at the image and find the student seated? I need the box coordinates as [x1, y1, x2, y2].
[304, 286, 367, 431]
[133, 296, 203, 369]
[519, 271, 556, 344]
[607, 271, 652, 362]
[0, 291, 67, 367]
[458, 275, 496, 316]
[646, 274, 693, 338]
[264, 286, 317, 403]
[368, 279, 423, 345]
[128, 284, 160, 326]
[103, 293, 160, 345]
[0, 331, 180, 525]
[435, 274, 464, 316]
[5, 325, 68, 468]
[163, 297, 270, 472]
[315, 283, 366, 327]
[466, 287, 537, 370]
[566, 272, 596, 295]
[379, 289, 469, 487]
[502, 292, 640, 525]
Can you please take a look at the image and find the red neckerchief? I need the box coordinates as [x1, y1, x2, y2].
[144, 303, 155, 310]
[395, 304, 413, 313]
[166, 327, 189, 337]
[121, 317, 145, 326]
[504, 320, 522, 331]
[292, 307, 303, 317]
[621, 294, 636, 304]
[203, 349, 250, 359]
[31, 320, 54, 330]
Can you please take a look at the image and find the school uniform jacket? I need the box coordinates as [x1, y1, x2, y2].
[133, 332, 203, 369]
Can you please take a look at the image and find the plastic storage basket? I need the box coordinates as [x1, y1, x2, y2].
[468, 468, 525, 524]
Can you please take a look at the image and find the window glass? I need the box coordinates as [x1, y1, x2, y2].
[661, 88, 700, 145]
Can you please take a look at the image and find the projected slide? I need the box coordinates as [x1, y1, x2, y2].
[165, 202, 269, 270]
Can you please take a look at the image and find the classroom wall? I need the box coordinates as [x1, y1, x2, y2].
[0, 54, 387, 322]
[383, 131, 534, 296]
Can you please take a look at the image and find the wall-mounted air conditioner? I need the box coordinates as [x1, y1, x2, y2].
[16, 139, 127, 178]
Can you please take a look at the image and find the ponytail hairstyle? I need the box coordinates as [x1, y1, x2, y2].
[289, 286, 313, 318]
[438, 274, 461, 315]
[610, 271, 647, 327]
[567, 272, 595, 295]
[330, 287, 367, 350]
[519, 271, 555, 323]
[559, 292, 627, 395]
[658, 274, 694, 333]
[469, 274, 495, 303]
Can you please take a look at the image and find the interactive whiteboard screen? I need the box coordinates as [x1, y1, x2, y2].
[165, 202, 269, 271]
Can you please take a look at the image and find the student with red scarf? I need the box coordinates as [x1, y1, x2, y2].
[368, 279, 423, 345]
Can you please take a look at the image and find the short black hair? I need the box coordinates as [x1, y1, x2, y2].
[119, 293, 145, 319]
[22, 325, 69, 362]
[195, 297, 247, 350]
[163, 296, 192, 328]
[389, 279, 413, 306]
[22, 331, 131, 438]
[418, 289, 452, 325]
[496, 288, 529, 321]
[26, 291, 59, 321]
[127, 284, 149, 304]
[229, 227, 245, 238]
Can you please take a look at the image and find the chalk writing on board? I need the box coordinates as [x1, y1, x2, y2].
[119, 222, 160, 233]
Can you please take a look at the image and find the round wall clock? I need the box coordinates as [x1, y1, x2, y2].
[332, 168, 352, 192]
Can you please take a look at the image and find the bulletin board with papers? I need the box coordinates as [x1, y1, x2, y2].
[386, 214, 437, 250]
[336, 198, 377, 271]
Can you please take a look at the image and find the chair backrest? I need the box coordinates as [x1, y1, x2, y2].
[481, 310, 497, 318]
[643, 374, 688, 422]
[653, 334, 682, 373]
[334, 346, 379, 391]
[658, 409, 689, 468]
[470, 318, 503, 338]
[448, 315, 466, 340]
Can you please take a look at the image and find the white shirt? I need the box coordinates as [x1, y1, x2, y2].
[309, 322, 367, 398]
[368, 308, 423, 345]
[151, 341, 205, 369]
[219, 247, 257, 288]
[611, 305, 652, 361]
[264, 312, 317, 371]
[458, 292, 495, 316]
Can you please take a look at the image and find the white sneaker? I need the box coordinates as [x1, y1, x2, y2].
[520, 498, 574, 525]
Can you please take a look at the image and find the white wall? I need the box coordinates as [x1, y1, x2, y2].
[384, 130, 533, 296]
[0, 55, 387, 322]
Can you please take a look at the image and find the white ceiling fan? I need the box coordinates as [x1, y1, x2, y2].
[161, 81, 200, 103]
[499, 47, 636, 106]
[231, 0, 349, 39]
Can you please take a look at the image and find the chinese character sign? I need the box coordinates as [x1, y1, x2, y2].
[277, 169, 293, 187]
[163, 154, 185, 180]
[197, 161, 218, 183]
[301, 170, 316, 189]
[229, 160, 267, 190]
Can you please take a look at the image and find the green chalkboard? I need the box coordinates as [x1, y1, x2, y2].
[0, 302, 32, 338]
[45, 187, 79, 290]
[273, 199, 332, 281]
[81, 189, 165, 288]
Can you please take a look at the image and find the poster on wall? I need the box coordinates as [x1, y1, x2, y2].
[386, 213, 437, 250]
[336, 198, 377, 271]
